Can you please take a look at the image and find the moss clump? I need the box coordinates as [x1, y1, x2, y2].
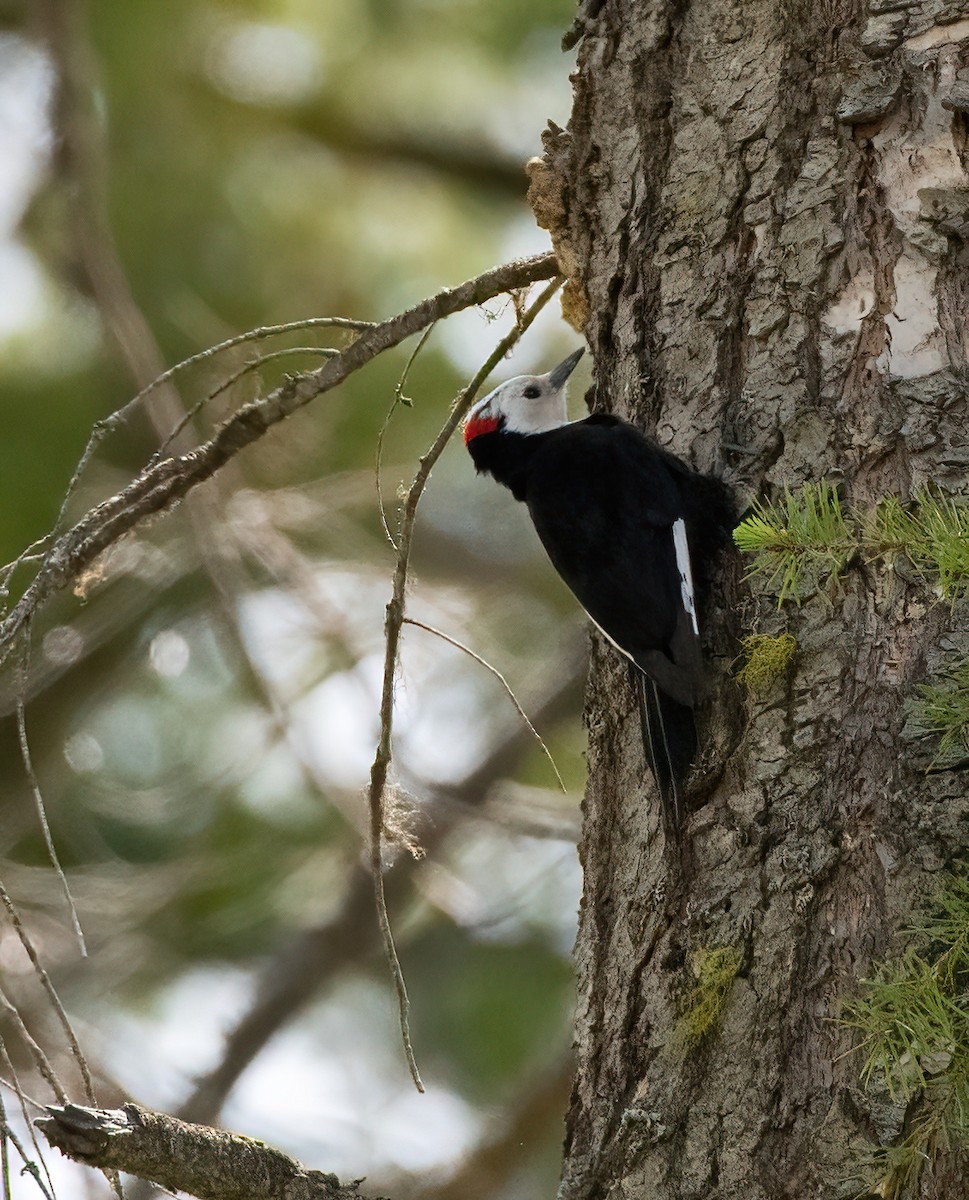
[735, 632, 797, 695]
[671, 945, 742, 1057]
[842, 872, 969, 1197]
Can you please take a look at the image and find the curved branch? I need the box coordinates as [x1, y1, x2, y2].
[366, 277, 563, 1090]
[0, 252, 558, 669]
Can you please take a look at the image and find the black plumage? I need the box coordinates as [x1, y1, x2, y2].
[467, 408, 734, 826]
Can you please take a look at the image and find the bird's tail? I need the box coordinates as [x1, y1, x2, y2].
[633, 666, 697, 833]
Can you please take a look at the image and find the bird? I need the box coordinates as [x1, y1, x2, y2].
[463, 347, 735, 828]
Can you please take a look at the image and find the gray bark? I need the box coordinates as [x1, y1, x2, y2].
[531, 2, 969, 1196]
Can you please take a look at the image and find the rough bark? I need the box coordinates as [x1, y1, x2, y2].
[532, 2, 969, 1197]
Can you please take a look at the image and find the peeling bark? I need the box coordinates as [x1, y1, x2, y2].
[534, 2, 969, 1196]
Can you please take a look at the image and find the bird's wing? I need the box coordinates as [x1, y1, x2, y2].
[523, 418, 702, 705]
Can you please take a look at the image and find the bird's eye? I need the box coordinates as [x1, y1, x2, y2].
[523, 385, 541, 399]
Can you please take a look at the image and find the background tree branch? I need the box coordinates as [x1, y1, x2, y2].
[287, 101, 527, 197]
[38, 1103, 366, 1200]
[0, 251, 558, 669]
[1, 6, 581, 1196]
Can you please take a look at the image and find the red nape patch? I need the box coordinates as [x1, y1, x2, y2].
[463, 414, 501, 445]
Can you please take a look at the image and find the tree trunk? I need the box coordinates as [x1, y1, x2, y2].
[531, 2, 969, 1196]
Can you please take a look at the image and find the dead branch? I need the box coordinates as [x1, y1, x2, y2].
[366, 277, 563, 1090]
[0, 251, 557, 671]
[37, 1103, 366, 1200]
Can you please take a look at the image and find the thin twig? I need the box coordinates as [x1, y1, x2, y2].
[0, 1044, 57, 1200]
[0, 1079, 46, 1115]
[403, 617, 567, 792]
[173, 648, 583, 1126]
[0, 1091, 53, 1200]
[45, 319, 373, 552]
[0, 538, 50, 612]
[366, 276, 563, 1089]
[376, 324, 436, 552]
[0, 253, 558, 671]
[154, 346, 341, 461]
[0, 1094, 8, 1200]
[0, 994, 67, 1106]
[0, 881, 95, 1104]
[15, 630, 86, 957]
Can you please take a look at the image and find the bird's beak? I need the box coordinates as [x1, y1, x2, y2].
[546, 348, 585, 390]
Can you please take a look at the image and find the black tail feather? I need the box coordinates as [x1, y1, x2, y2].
[633, 666, 697, 832]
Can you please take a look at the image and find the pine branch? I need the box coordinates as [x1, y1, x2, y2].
[734, 483, 969, 605]
[841, 873, 969, 1197]
[910, 661, 969, 763]
[732, 482, 855, 605]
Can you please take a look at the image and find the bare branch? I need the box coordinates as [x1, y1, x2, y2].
[0, 881, 94, 1104]
[366, 277, 563, 1090]
[157, 346, 340, 459]
[0, 252, 557, 670]
[37, 1103, 366, 1200]
[0, 1047, 57, 1200]
[14, 635, 86, 957]
[377, 324, 437, 552]
[0, 992, 67, 1107]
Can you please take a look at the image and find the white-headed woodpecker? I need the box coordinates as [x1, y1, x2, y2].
[464, 348, 734, 826]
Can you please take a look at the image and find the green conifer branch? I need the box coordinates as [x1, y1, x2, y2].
[907, 491, 969, 599]
[734, 483, 969, 761]
[732, 482, 855, 605]
[734, 483, 969, 605]
[909, 661, 969, 763]
[842, 874, 969, 1197]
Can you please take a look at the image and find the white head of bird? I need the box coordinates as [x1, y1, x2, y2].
[463, 348, 584, 443]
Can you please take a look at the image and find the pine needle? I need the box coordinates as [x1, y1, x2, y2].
[841, 870, 969, 1195]
[733, 482, 854, 605]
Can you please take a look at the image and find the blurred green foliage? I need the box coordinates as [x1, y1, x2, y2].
[1, 1, 585, 1193]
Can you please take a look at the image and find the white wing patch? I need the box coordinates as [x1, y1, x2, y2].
[672, 518, 699, 637]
